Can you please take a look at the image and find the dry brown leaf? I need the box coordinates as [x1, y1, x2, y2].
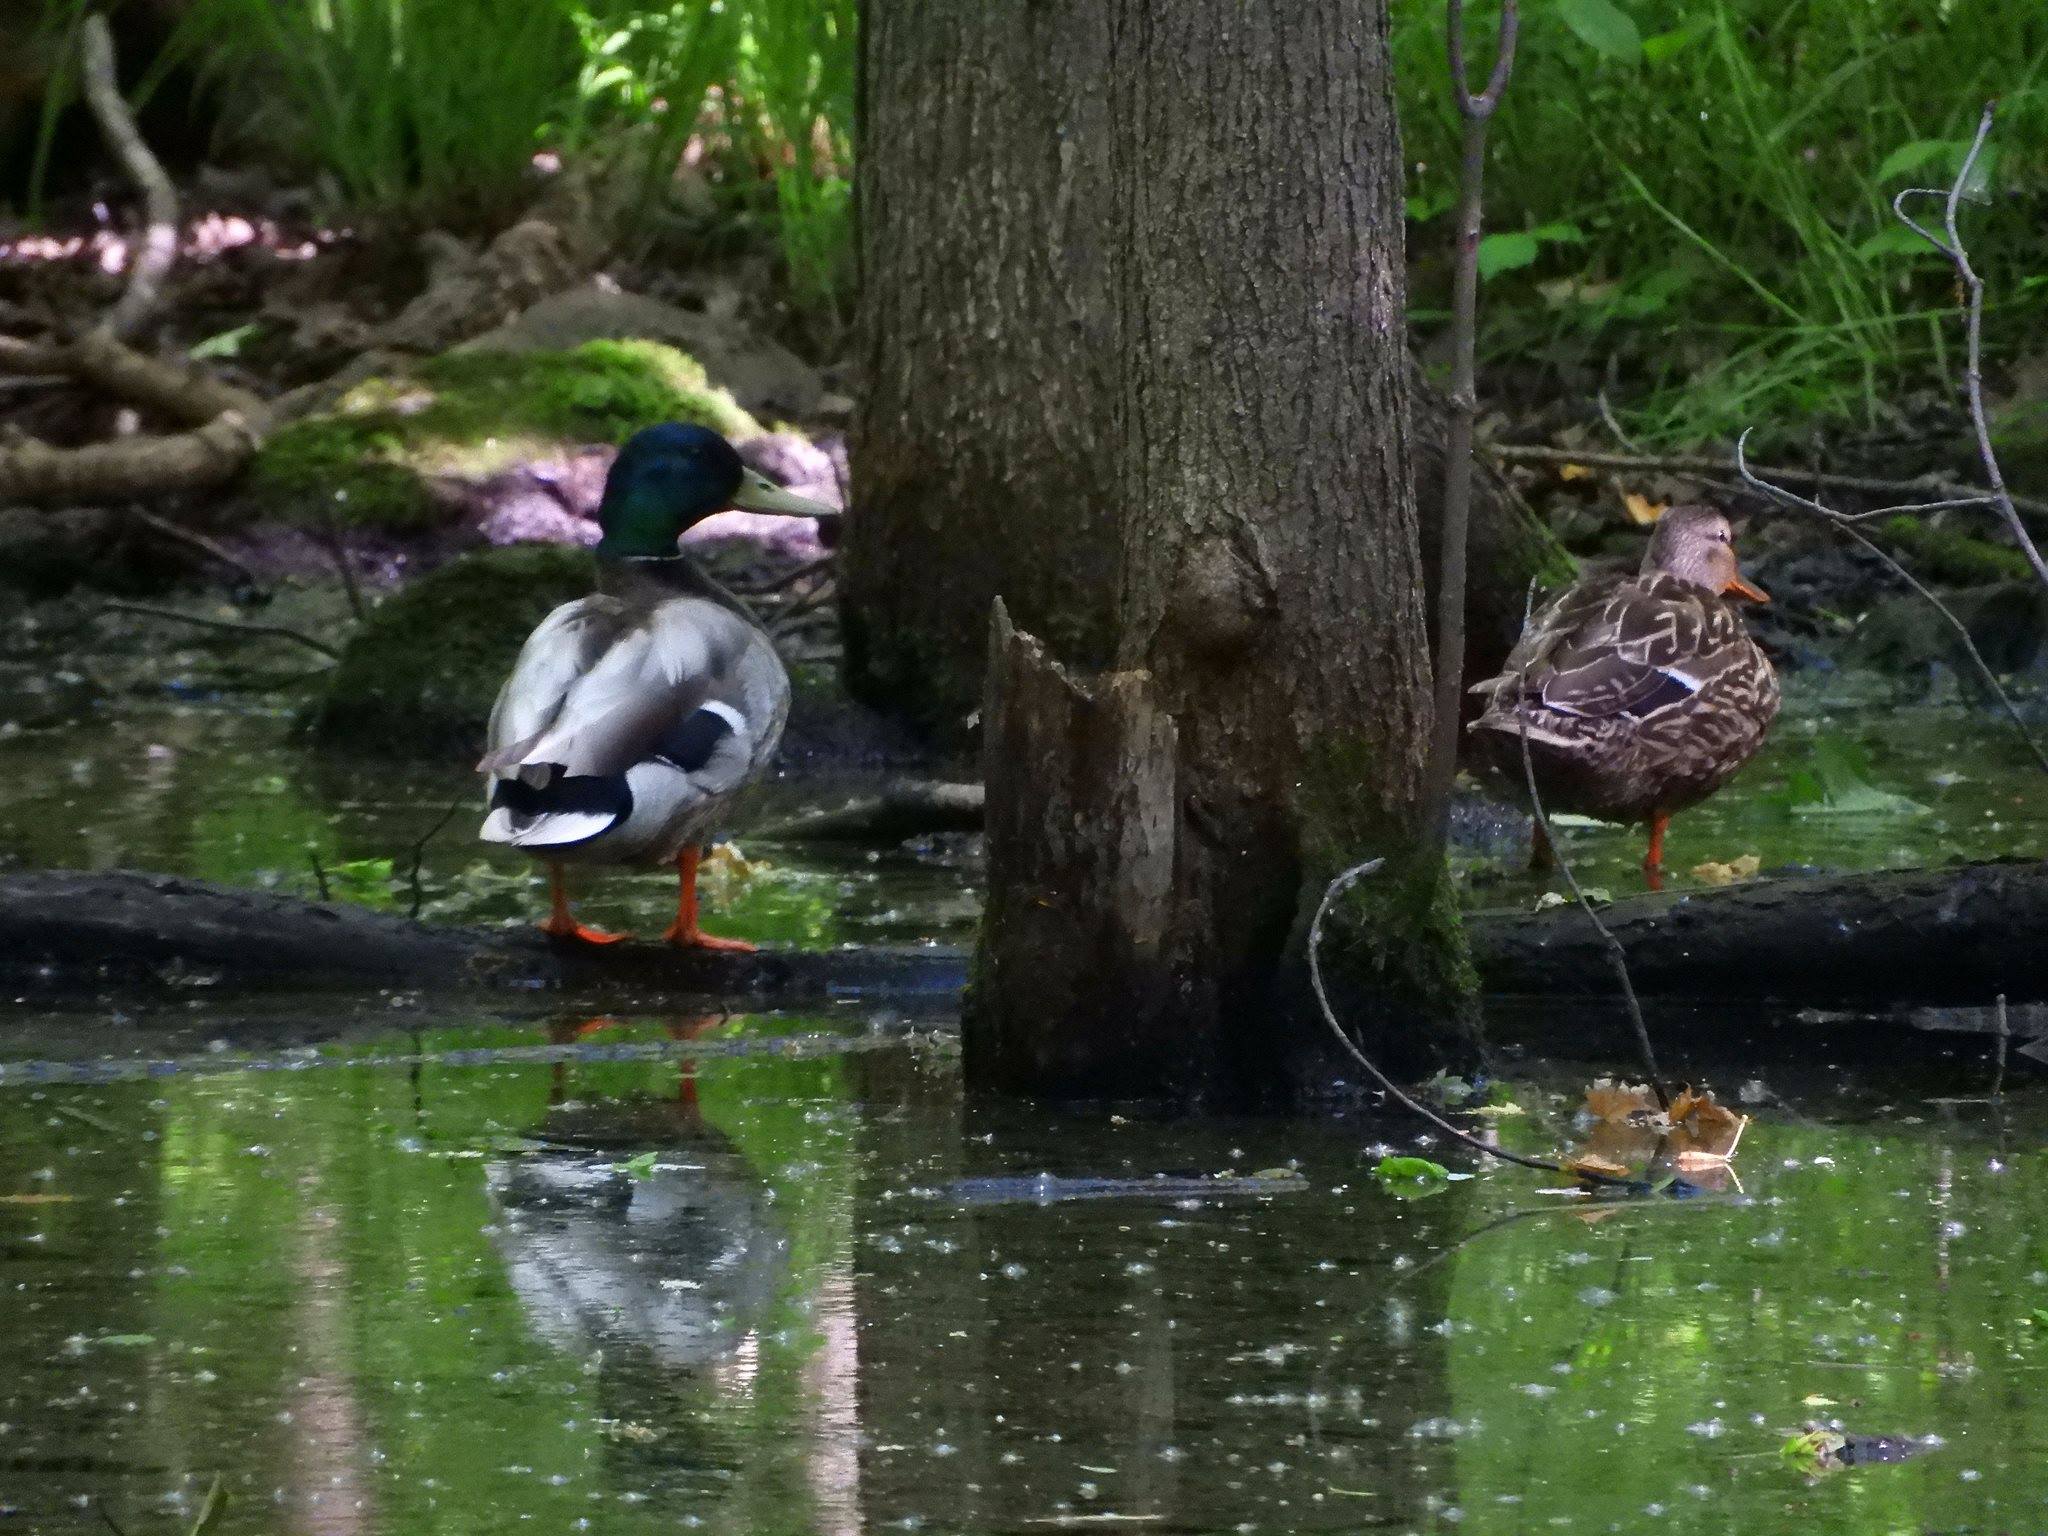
[0, 1193, 77, 1205]
[1623, 491, 1667, 525]
[1559, 462, 1595, 482]
[1690, 853, 1762, 886]
[1564, 1151, 1631, 1179]
[1582, 1078, 1662, 1124]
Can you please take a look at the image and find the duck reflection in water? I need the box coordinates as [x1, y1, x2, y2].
[486, 1015, 786, 1373]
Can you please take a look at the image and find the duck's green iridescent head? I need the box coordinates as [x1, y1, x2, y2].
[595, 423, 833, 559]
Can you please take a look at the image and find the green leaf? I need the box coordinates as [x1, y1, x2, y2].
[1375, 1155, 1451, 1183]
[1556, 0, 1643, 62]
[188, 1474, 228, 1536]
[1788, 739, 1930, 818]
[1478, 231, 1541, 279]
[618, 1150, 660, 1179]
[1856, 226, 1939, 259]
[1642, 22, 1704, 64]
[188, 323, 259, 361]
[1405, 190, 1453, 222]
[1876, 139, 1958, 180]
[97, 1333, 157, 1347]
[2026, 1308, 2048, 1329]
[1530, 221, 1587, 245]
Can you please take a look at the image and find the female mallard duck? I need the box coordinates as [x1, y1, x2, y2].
[1467, 503, 1778, 889]
[477, 423, 832, 948]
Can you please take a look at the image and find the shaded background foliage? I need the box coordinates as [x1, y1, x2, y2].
[14, 0, 2045, 441]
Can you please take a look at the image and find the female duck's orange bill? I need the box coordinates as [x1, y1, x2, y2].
[1724, 575, 1769, 603]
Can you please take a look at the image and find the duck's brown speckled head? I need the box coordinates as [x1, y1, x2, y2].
[1643, 503, 1769, 602]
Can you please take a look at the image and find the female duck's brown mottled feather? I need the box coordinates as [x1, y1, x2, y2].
[1466, 504, 1779, 831]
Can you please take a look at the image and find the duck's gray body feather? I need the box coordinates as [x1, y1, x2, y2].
[478, 563, 787, 866]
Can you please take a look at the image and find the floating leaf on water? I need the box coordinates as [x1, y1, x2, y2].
[2027, 1309, 2048, 1330]
[1783, 740, 1931, 819]
[1564, 1152, 1632, 1180]
[96, 1333, 156, 1348]
[0, 1192, 78, 1204]
[1690, 852, 1762, 886]
[1374, 1156, 1451, 1192]
[617, 1150, 660, 1180]
[1583, 1079, 1662, 1124]
[1802, 1394, 1838, 1407]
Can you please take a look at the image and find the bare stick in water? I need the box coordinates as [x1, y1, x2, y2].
[1425, 0, 1520, 844]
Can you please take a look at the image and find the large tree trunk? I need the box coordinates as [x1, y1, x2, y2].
[858, 0, 1480, 1097]
[845, 2, 1563, 738]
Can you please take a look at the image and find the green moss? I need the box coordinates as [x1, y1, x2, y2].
[250, 341, 761, 531]
[1877, 515, 2033, 587]
[306, 544, 595, 755]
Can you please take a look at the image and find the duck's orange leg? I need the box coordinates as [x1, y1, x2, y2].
[539, 864, 626, 944]
[661, 846, 756, 953]
[1642, 812, 1670, 892]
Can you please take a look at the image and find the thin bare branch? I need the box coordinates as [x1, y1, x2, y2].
[1487, 443, 2048, 523]
[126, 507, 266, 590]
[1509, 578, 1666, 1106]
[1887, 102, 2048, 592]
[1736, 432, 2048, 777]
[78, 16, 177, 339]
[1426, 0, 1519, 846]
[101, 600, 341, 661]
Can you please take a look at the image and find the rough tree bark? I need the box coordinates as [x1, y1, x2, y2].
[859, 0, 1481, 1097]
[845, 0, 1562, 739]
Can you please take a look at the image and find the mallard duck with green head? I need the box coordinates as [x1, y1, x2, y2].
[478, 423, 833, 948]
[1466, 503, 1779, 889]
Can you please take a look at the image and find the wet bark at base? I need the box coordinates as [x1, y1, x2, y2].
[970, 603, 1182, 1096]
[903, 0, 1485, 1099]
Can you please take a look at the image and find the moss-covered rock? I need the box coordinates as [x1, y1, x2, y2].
[306, 544, 595, 755]
[250, 341, 761, 531]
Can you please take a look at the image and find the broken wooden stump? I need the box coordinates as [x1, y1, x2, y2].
[967, 601, 1184, 1096]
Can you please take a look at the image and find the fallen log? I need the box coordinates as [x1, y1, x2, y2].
[2, 861, 2044, 1021]
[0, 869, 964, 1008]
[1466, 857, 2048, 1006]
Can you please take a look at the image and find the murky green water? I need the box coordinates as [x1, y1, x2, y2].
[2, 1011, 2044, 1534]
[3, 678, 2046, 1530]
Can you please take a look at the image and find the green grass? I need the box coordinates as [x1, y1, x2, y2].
[1393, 0, 2048, 444]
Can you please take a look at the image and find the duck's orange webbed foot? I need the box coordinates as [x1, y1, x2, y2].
[661, 923, 756, 953]
[540, 915, 628, 945]
[541, 865, 627, 944]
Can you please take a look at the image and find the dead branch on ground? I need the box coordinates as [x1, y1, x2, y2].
[0, 22, 269, 507]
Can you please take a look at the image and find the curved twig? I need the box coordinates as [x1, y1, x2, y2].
[101, 600, 340, 661]
[1307, 859, 1643, 1190]
[78, 16, 176, 340]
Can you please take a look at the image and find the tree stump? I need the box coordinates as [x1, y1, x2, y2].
[969, 602, 1182, 1095]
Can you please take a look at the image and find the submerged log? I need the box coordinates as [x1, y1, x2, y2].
[3, 860, 2044, 1024]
